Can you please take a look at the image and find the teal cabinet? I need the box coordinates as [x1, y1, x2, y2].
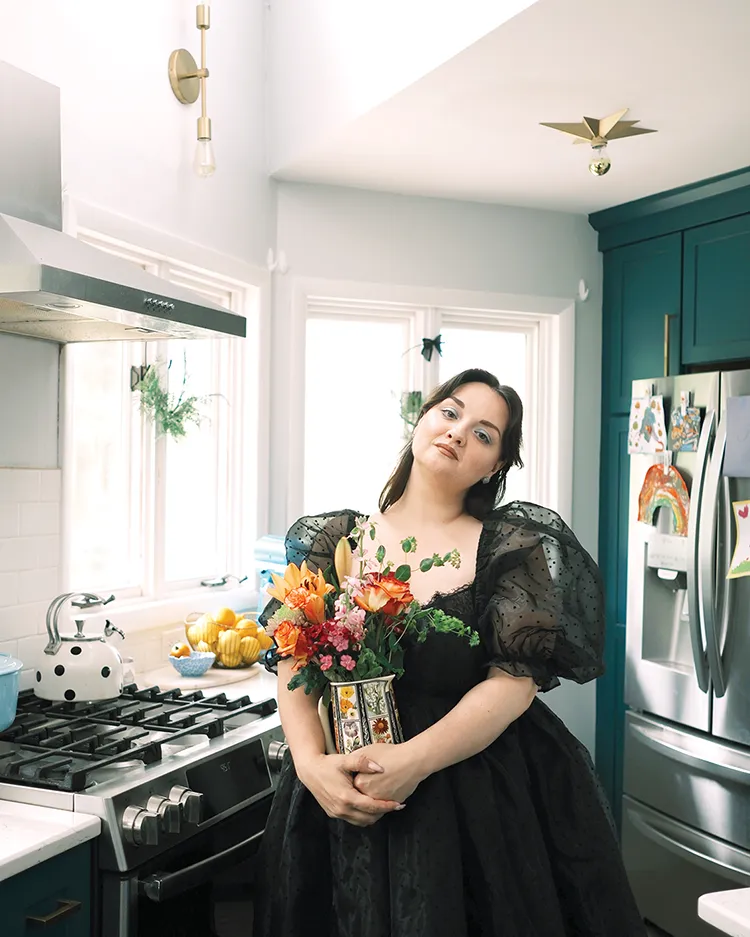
[595, 415, 631, 826]
[0, 844, 92, 937]
[603, 233, 682, 415]
[682, 214, 750, 364]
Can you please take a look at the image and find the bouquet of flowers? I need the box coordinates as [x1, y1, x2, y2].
[265, 518, 479, 696]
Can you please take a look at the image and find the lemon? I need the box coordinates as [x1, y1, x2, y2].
[213, 607, 237, 628]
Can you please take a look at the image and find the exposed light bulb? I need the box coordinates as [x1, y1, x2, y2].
[588, 142, 611, 176]
[194, 137, 216, 178]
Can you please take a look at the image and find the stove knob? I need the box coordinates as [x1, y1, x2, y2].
[147, 795, 182, 835]
[122, 805, 160, 847]
[267, 739, 289, 773]
[168, 785, 203, 825]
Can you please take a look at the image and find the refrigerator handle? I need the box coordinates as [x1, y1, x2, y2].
[699, 415, 727, 698]
[686, 408, 715, 692]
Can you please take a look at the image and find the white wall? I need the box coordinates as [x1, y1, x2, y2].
[271, 181, 603, 752]
[268, 0, 538, 172]
[0, 0, 273, 267]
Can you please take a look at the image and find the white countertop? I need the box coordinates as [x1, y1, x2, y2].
[0, 800, 101, 883]
[699, 889, 750, 936]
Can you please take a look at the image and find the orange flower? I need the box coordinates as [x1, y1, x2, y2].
[273, 619, 312, 665]
[267, 560, 334, 623]
[354, 573, 414, 616]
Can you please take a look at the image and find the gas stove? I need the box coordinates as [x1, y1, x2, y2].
[0, 684, 286, 874]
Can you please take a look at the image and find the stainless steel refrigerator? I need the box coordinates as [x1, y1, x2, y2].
[621, 368, 750, 936]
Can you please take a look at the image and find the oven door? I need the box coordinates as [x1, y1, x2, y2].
[101, 794, 273, 937]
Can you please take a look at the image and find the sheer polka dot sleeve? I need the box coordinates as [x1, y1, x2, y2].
[477, 502, 605, 692]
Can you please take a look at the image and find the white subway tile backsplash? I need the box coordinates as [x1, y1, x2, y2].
[36, 536, 61, 569]
[20, 501, 60, 537]
[0, 537, 38, 571]
[0, 469, 41, 502]
[39, 470, 61, 503]
[0, 639, 19, 659]
[18, 567, 59, 605]
[0, 572, 18, 608]
[0, 503, 19, 538]
[0, 601, 48, 641]
[0, 469, 61, 647]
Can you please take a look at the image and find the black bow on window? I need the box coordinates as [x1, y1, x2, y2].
[421, 335, 443, 361]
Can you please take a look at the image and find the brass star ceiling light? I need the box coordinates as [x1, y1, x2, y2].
[540, 108, 657, 176]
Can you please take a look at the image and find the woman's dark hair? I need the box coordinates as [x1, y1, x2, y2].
[379, 368, 524, 520]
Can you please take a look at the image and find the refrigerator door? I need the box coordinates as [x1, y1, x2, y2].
[625, 372, 719, 730]
[709, 369, 750, 745]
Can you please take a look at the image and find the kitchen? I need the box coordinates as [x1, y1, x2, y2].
[1, 0, 750, 935]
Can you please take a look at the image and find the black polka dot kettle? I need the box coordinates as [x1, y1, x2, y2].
[35, 592, 126, 702]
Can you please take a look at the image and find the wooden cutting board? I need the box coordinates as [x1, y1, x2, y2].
[138, 663, 262, 692]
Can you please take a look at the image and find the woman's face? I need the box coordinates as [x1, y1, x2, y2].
[411, 382, 509, 491]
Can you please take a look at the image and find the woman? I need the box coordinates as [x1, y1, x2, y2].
[253, 368, 646, 937]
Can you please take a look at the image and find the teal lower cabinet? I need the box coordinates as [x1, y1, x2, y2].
[0, 844, 92, 937]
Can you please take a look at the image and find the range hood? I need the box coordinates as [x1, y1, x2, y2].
[0, 213, 245, 342]
[0, 61, 245, 343]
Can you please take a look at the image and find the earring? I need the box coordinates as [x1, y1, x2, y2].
[482, 475, 491, 485]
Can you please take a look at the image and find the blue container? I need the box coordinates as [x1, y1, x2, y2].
[168, 651, 216, 678]
[0, 653, 23, 732]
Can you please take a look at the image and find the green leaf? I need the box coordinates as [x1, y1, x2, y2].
[432, 555, 444, 567]
[376, 544, 386, 563]
[443, 552, 453, 563]
[369, 526, 376, 540]
[419, 557, 434, 572]
[394, 564, 411, 582]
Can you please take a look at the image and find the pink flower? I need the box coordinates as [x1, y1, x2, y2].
[340, 655, 356, 671]
[319, 654, 333, 672]
[331, 632, 349, 652]
[345, 607, 366, 640]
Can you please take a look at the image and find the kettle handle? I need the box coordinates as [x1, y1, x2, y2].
[44, 593, 115, 655]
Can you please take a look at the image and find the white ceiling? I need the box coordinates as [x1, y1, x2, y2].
[274, 0, 750, 214]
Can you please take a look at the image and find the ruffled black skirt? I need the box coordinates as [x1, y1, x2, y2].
[252, 689, 646, 937]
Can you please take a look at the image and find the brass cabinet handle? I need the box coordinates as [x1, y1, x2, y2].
[664, 313, 677, 376]
[26, 898, 82, 926]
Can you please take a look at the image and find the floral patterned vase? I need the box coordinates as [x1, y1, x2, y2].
[317, 675, 404, 755]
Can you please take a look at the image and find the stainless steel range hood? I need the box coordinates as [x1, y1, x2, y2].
[0, 62, 246, 343]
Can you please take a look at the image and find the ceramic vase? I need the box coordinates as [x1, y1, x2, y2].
[317, 674, 404, 755]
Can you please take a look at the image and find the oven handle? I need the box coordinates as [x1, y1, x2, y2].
[140, 829, 264, 903]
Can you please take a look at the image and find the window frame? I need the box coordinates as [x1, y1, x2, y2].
[59, 201, 270, 630]
[288, 278, 575, 527]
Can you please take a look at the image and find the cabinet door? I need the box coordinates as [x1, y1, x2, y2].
[683, 214, 750, 364]
[603, 234, 682, 414]
[0, 844, 92, 937]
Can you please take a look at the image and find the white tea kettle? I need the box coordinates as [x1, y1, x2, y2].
[35, 592, 125, 702]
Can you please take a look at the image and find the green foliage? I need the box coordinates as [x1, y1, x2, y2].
[135, 355, 218, 440]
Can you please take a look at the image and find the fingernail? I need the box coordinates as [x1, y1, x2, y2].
[368, 761, 384, 773]
[395, 803, 406, 810]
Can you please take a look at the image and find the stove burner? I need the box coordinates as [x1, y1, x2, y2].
[0, 684, 277, 792]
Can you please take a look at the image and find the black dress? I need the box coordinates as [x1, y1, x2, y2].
[253, 504, 646, 937]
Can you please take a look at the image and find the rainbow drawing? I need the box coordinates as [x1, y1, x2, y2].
[638, 464, 691, 537]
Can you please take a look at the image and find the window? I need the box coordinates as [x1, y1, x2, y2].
[303, 301, 420, 515]
[62, 231, 260, 604]
[298, 292, 569, 520]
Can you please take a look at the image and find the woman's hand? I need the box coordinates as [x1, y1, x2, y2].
[352, 743, 424, 804]
[295, 751, 405, 827]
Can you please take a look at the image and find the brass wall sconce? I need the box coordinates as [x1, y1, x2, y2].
[168, 4, 215, 178]
[540, 108, 656, 176]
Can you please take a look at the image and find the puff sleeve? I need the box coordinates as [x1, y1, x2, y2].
[477, 502, 605, 692]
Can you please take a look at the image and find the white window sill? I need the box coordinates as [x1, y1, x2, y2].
[104, 583, 261, 636]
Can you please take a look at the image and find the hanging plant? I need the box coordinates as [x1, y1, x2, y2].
[400, 390, 423, 432]
[133, 354, 218, 440]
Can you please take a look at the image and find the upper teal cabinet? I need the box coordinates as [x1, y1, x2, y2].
[682, 214, 750, 364]
[603, 233, 682, 414]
